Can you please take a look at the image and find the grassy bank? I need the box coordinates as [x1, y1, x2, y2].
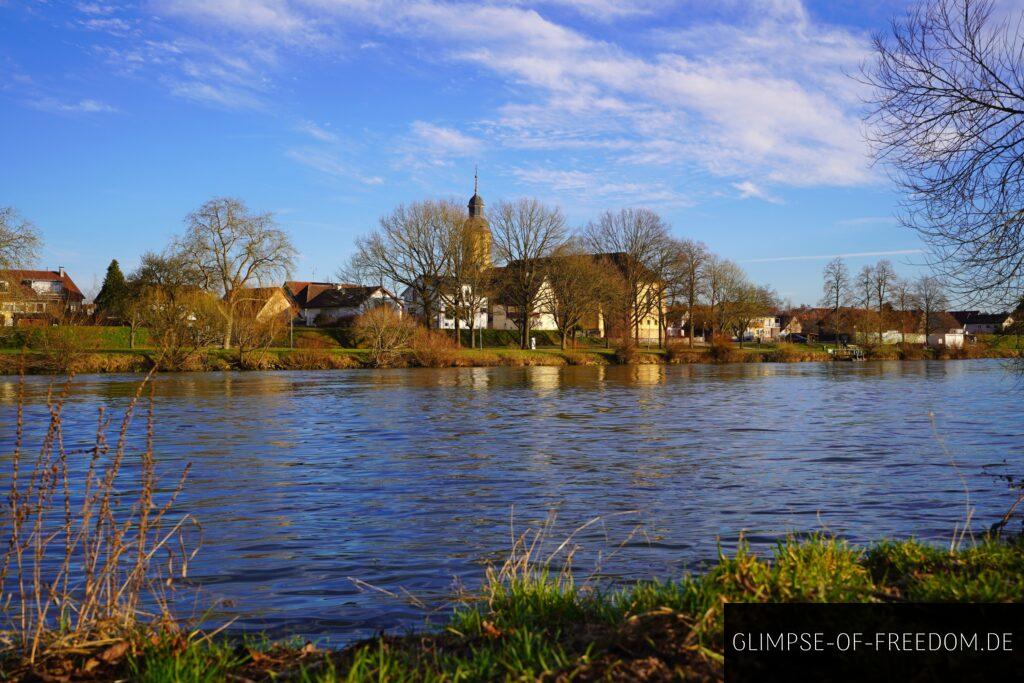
[0, 339, 1020, 375]
[6, 534, 1024, 681]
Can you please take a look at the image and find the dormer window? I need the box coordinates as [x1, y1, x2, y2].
[0, 280, 8, 293]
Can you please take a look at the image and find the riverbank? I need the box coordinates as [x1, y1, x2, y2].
[1, 339, 1020, 375]
[5, 534, 1023, 681]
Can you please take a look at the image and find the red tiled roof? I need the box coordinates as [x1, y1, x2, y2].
[0, 269, 85, 301]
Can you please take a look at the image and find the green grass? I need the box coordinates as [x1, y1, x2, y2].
[29, 534, 1019, 683]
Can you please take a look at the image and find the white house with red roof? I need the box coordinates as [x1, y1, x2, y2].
[0, 268, 85, 326]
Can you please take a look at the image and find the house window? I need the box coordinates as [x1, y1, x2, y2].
[0, 280, 7, 293]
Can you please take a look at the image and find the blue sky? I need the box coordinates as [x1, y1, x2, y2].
[1, 0, 930, 304]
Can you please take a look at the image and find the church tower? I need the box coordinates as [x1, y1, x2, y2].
[464, 168, 491, 266]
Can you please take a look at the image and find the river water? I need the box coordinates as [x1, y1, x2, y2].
[1, 360, 1022, 643]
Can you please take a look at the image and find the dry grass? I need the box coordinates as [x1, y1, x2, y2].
[0, 367, 199, 672]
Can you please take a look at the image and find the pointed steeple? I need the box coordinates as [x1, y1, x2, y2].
[468, 165, 484, 217]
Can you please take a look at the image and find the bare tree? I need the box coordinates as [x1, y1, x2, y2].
[130, 251, 221, 369]
[583, 208, 671, 343]
[491, 199, 567, 348]
[856, 265, 876, 340]
[352, 306, 417, 367]
[891, 277, 914, 343]
[864, 0, 1024, 306]
[0, 207, 42, 270]
[539, 241, 613, 349]
[728, 284, 778, 348]
[232, 292, 291, 367]
[671, 239, 709, 347]
[873, 259, 897, 342]
[355, 200, 457, 332]
[820, 257, 850, 337]
[704, 255, 745, 335]
[913, 275, 950, 341]
[175, 197, 296, 350]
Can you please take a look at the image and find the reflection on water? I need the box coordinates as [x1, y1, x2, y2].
[1, 360, 1022, 643]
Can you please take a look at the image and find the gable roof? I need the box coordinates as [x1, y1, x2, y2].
[284, 281, 392, 310]
[0, 269, 85, 301]
[949, 310, 1011, 325]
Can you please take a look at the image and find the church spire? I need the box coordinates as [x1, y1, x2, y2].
[468, 166, 484, 218]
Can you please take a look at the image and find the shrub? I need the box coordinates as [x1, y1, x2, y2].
[294, 333, 332, 350]
[896, 342, 928, 360]
[455, 351, 503, 367]
[612, 340, 638, 364]
[563, 351, 605, 366]
[352, 308, 417, 368]
[705, 335, 740, 363]
[408, 328, 458, 367]
[279, 349, 362, 370]
[664, 340, 698, 364]
[861, 341, 897, 360]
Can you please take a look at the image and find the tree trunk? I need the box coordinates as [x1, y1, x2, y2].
[453, 299, 461, 348]
[223, 312, 233, 350]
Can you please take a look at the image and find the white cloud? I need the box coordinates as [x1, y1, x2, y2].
[81, 0, 877, 192]
[409, 121, 480, 156]
[155, 0, 308, 34]
[733, 181, 783, 204]
[297, 120, 338, 142]
[295, 0, 873, 189]
[743, 249, 922, 264]
[512, 166, 688, 205]
[31, 97, 117, 113]
[286, 147, 384, 185]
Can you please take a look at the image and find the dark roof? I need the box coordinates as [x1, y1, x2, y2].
[306, 285, 382, 309]
[284, 281, 392, 310]
[949, 310, 1010, 325]
[284, 281, 359, 307]
[0, 269, 85, 301]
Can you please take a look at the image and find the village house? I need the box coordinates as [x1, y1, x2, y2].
[234, 287, 297, 322]
[949, 310, 1015, 335]
[285, 281, 402, 327]
[0, 268, 85, 326]
[403, 279, 490, 331]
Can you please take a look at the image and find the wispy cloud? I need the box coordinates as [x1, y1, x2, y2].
[155, 0, 309, 34]
[512, 166, 689, 205]
[297, 120, 339, 143]
[743, 249, 923, 264]
[136, 0, 875, 193]
[409, 121, 481, 156]
[733, 181, 783, 204]
[835, 216, 899, 228]
[286, 147, 384, 186]
[30, 97, 117, 113]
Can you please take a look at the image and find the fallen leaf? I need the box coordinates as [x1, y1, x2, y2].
[98, 640, 129, 664]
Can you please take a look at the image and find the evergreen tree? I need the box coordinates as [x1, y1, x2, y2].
[94, 259, 128, 317]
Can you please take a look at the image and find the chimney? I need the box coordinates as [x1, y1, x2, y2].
[58, 266, 65, 278]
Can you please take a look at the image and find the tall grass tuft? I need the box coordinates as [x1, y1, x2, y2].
[0, 367, 199, 667]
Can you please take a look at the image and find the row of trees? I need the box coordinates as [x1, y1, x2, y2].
[821, 257, 949, 341]
[350, 199, 778, 349]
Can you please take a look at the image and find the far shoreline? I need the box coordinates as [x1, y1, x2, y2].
[1, 341, 1019, 376]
